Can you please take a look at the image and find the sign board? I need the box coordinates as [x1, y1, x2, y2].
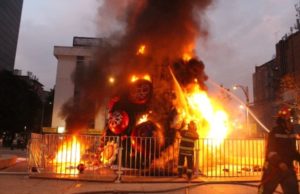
[42, 127, 57, 133]
[77, 128, 103, 135]
[42, 127, 102, 135]
[86, 129, 103, 135]
[73, 37, 103, 47]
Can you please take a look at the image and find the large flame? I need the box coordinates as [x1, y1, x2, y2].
[170, 68, 230, 145]
[54, 136, 81, 165]
[186, 86, 230, 145]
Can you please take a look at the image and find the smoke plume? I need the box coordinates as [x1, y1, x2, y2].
[61, 0, 214, 131]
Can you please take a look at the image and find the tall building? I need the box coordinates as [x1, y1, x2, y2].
[252, 59, 278, 130]
[0, 0, 23, 71]
[253, 30, 300, 130]
[52, 37, 106, 131]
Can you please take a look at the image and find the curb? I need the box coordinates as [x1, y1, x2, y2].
[0, 155, 17, 169]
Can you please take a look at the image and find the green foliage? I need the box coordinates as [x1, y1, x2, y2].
[43, 89, 54, 127]
[0, 70, 42, 133]
[280, 74, 297, 92]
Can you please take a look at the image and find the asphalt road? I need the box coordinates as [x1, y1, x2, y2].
[0, 146, 27, 158]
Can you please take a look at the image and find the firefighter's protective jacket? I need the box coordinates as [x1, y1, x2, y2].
[266, 126, 300, 168]
[179, 130, 199, 156]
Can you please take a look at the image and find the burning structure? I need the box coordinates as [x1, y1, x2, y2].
[44, 0, 268, 177]
[60, 0, 215, 132]
[60, 1, 231, 138]
[55, 0, 230, 171]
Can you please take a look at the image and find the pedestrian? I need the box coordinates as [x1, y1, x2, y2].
[178, 121, 199, 180]
[259, 106, 300, 194]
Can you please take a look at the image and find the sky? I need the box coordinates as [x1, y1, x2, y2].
[15, 0, 299, 102]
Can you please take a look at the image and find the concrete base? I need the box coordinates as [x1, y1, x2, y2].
[0, 155, 17, 169]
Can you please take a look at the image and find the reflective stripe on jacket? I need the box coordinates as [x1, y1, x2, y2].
[179, 130, 199, 155]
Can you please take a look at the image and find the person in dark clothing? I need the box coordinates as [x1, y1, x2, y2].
[178, 121, 199, 180]
[259, 107, 300, 194]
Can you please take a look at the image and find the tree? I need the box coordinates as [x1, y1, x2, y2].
[0, 70, 42, 134]
[42, 89, 54, 127]
[277, 73, 300, 125]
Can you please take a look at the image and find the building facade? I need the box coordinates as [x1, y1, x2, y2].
[52, 37, 106, 131]
[253, 30, 300, 130]
[252, 59, 278, 130]
[0, 0, 23, 71]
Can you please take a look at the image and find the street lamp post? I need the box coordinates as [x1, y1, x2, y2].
[233, 84, 250, 136]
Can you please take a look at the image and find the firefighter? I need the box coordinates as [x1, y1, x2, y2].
[259, 106, 300, 194]
[178, 121, 199, 180]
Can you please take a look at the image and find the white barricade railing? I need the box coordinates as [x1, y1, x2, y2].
[28, 134, 273, 179]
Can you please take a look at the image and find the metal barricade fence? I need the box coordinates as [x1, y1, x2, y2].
[28, 134, 270, 179]
[28, 134, 120, 179]
[195, 138, 265, 177]
[28, 133, 43, 173]
[121, 137, 179, 177]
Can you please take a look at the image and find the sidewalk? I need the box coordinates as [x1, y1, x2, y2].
[0, 174, 263, 194]
[0, 148, 274, 194]
[0, 162, 281, 194]
[1, 157, 263, 184]
[0, 162, 264, 194]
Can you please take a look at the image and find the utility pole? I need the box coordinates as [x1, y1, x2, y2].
[233, 85, 250, 136]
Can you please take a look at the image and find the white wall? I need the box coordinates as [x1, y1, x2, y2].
[51, 54, 76, 128]
[95, 105, 106, 131]
[52, 45, 106, 132]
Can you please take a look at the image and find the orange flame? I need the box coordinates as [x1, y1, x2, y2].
[137, 44, 146, 55]
[54, 136, 81, 164]
[130, 74, 151, 82]
[183, 53, 192, 62]
[185, 87, 230, 145]
[182, 44, 194, 62]
[131, 75, 139, 82]
[170, 68, 230, 146]
[143, 74, 151, 81]
[137, 114, 149, 124]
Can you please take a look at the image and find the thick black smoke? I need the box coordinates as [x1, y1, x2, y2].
[61, 0, 214, 131]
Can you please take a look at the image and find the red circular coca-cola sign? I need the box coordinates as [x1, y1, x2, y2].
[129, 79, 153, 104]
[108, 110, 129, 135]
